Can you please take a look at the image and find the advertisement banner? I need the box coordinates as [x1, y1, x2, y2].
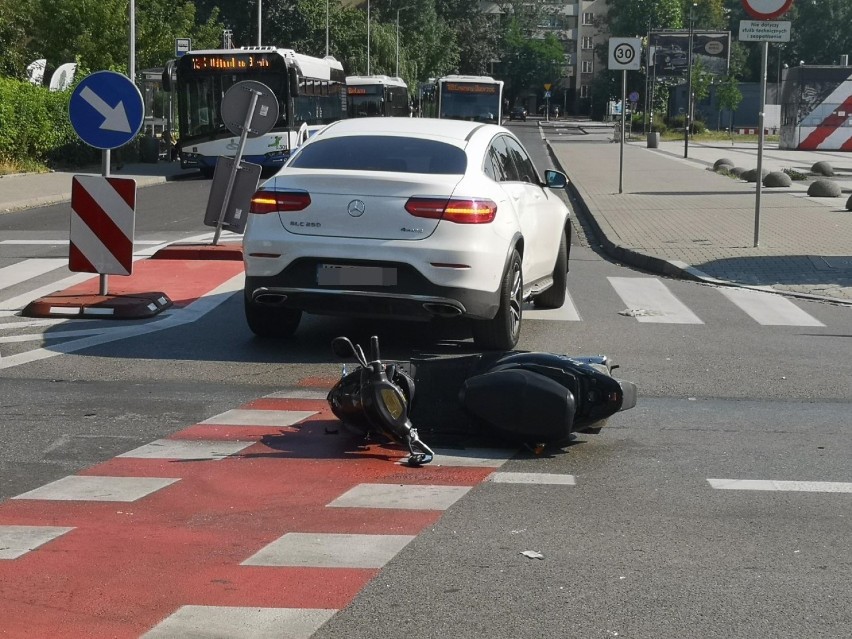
[650, 31, 731, 78]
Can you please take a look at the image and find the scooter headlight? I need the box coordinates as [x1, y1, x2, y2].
[380, 388, 405, 420]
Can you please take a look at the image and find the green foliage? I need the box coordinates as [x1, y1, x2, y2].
[0, 75, 94, 167]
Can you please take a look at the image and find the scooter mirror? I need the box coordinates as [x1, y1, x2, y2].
[331, 336, 357, 359]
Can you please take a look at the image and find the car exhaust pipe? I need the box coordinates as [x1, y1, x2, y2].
[423, 302, 463, 318]
[254, 293, 288, 306]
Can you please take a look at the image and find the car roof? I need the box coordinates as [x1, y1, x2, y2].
[313, 117, 502, 145]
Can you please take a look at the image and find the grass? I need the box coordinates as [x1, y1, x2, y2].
[0, 158, 51, 176]
[659, 130, 780, 144]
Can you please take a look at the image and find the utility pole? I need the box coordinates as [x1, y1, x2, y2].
[684, 2, 696, 158]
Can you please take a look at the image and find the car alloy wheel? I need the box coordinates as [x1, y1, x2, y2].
[473, 249, 522, 350]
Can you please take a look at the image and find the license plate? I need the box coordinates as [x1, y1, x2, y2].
[317, 265, 397, 286]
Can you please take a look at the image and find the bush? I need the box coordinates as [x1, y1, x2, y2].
[0, 76, 83, 168]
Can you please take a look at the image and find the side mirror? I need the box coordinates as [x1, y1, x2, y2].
[161, 59, 176, 93]
[545, 169, 568, 189]
[288, 67, 300, 96]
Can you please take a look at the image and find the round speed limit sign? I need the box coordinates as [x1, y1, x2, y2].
[608, 37, 642, 71]
[741, 0, 793, 20]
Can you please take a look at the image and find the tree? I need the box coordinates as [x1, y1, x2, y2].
[0, 0, 32, 78]
[28, 0, 224, 76]
[501, 19, 563, 105]
[606, 0, 683, 37]
[786, 0, 852, 67]
[716, 72, 742, 132]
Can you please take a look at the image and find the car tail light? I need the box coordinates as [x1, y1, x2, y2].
[250, 189, 311, 214]
[404, 197, 497, 224]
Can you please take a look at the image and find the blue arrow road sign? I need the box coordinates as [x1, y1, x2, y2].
[69, 71, 144, 150]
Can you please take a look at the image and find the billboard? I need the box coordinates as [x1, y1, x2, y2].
[650, 31, 731, 78]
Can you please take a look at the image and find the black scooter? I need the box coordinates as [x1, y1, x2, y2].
[328, 336, 435, 466]
[327, 335, 637, 464]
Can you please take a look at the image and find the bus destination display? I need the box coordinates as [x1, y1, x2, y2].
[444, 83, 498, 95]
[190, 55, 273, 71]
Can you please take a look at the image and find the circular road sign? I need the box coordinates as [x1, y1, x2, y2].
[69, 71, 144, 150]
[608, 38, 642, 71]
[615, 43, 636, 65]
[741, 0, 794, 20]
[221, 81, 279, 138]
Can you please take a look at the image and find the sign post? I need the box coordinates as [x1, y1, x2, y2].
[740, 0, 794, 247]
[69, 71, 144, 295]
[609, 38, 642, 194]
[206, 80, 277, 245]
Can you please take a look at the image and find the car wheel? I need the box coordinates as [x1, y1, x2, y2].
[533, 231, 567, 309]
[244, 294, 302, 338]
[473, 250, 522, 350]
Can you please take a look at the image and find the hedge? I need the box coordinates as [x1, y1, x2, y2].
[0, 76, 98, 168]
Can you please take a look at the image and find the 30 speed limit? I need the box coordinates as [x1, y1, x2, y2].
[608, 37, 642, 70]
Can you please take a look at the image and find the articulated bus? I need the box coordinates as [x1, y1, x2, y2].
[346, 75, 410, 117]
[437, 75, 504, 124]
[163, 46, 346, 176]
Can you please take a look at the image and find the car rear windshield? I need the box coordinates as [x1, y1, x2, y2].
[288, 135, 467, 175]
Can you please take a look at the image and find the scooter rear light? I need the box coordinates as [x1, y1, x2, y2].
[250, 189, 311, 214]
[405, 197, 497, 224]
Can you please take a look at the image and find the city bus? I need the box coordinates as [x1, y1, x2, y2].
[437, 75, 504, 124]
[346, 75, 410, 117]
[163, 46, 346, 176]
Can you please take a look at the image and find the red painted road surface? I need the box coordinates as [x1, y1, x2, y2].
[0, 395, 497, 637]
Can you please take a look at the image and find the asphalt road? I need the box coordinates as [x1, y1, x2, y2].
[0, 123, 850, 637]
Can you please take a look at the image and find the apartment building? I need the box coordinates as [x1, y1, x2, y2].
[481, 0, 609, 115]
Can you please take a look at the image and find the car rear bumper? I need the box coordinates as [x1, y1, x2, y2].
[245, 259, 501, 320]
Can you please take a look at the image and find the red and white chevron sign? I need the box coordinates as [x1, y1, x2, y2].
[69, 176, 136, 275]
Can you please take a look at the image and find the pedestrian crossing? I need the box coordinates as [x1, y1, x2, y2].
[0, 259, 838, 332]
[0, 388, 848, 637]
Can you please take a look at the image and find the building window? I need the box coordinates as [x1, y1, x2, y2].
[582, 12, 594, 25]
[582, 60, 593, 74]
[582, 36, 593, 50]
[580, 85, 590, 98]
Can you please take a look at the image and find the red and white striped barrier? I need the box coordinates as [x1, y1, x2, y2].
[69, 176, 136, 275]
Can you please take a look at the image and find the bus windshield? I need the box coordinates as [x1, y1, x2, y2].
[181, 71, 288, 138]
[439, 78, 502, 124]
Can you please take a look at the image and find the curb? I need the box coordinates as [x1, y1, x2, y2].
[544, 138, 852, 308]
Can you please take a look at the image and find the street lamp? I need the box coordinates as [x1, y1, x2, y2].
[396, 6, 411, 77]
[684, 2, 696, 159]
[326, 0, 330, 56]
[257, 0, 262, 46]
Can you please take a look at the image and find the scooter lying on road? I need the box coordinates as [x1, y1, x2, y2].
[327, 335, 637, 466]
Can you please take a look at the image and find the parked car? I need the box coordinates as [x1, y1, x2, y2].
[509, 105, 527, 121]
[243, 117, 572, 349]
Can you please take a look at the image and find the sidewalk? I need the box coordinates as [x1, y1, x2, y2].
[2, 133, 851, 304]
[543, 119, 852, 304]
[0, 161, 193, 214]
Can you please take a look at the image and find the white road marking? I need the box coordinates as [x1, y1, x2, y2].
[487, 472, 576, 485]
[265, 389, 330, 400]
[0, 328, 104, 343]
[328, 483, 471, 510]
[0, 273, 244, 370]
[609, 276, 704, 324]
[118, 439, 253, 460]
[200, 409, 316, 427]
[718, 287, 825, 326]
[429, 448, 515, 467]
[142, 606, 336, 639]
[13, 475, 179, 502]
[0, 525, 75, 560]
[524, 287, 581, 321]
[0, 259, 67, 291]
[707, 478, 852, 493]
[242, 532, 416, 568]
